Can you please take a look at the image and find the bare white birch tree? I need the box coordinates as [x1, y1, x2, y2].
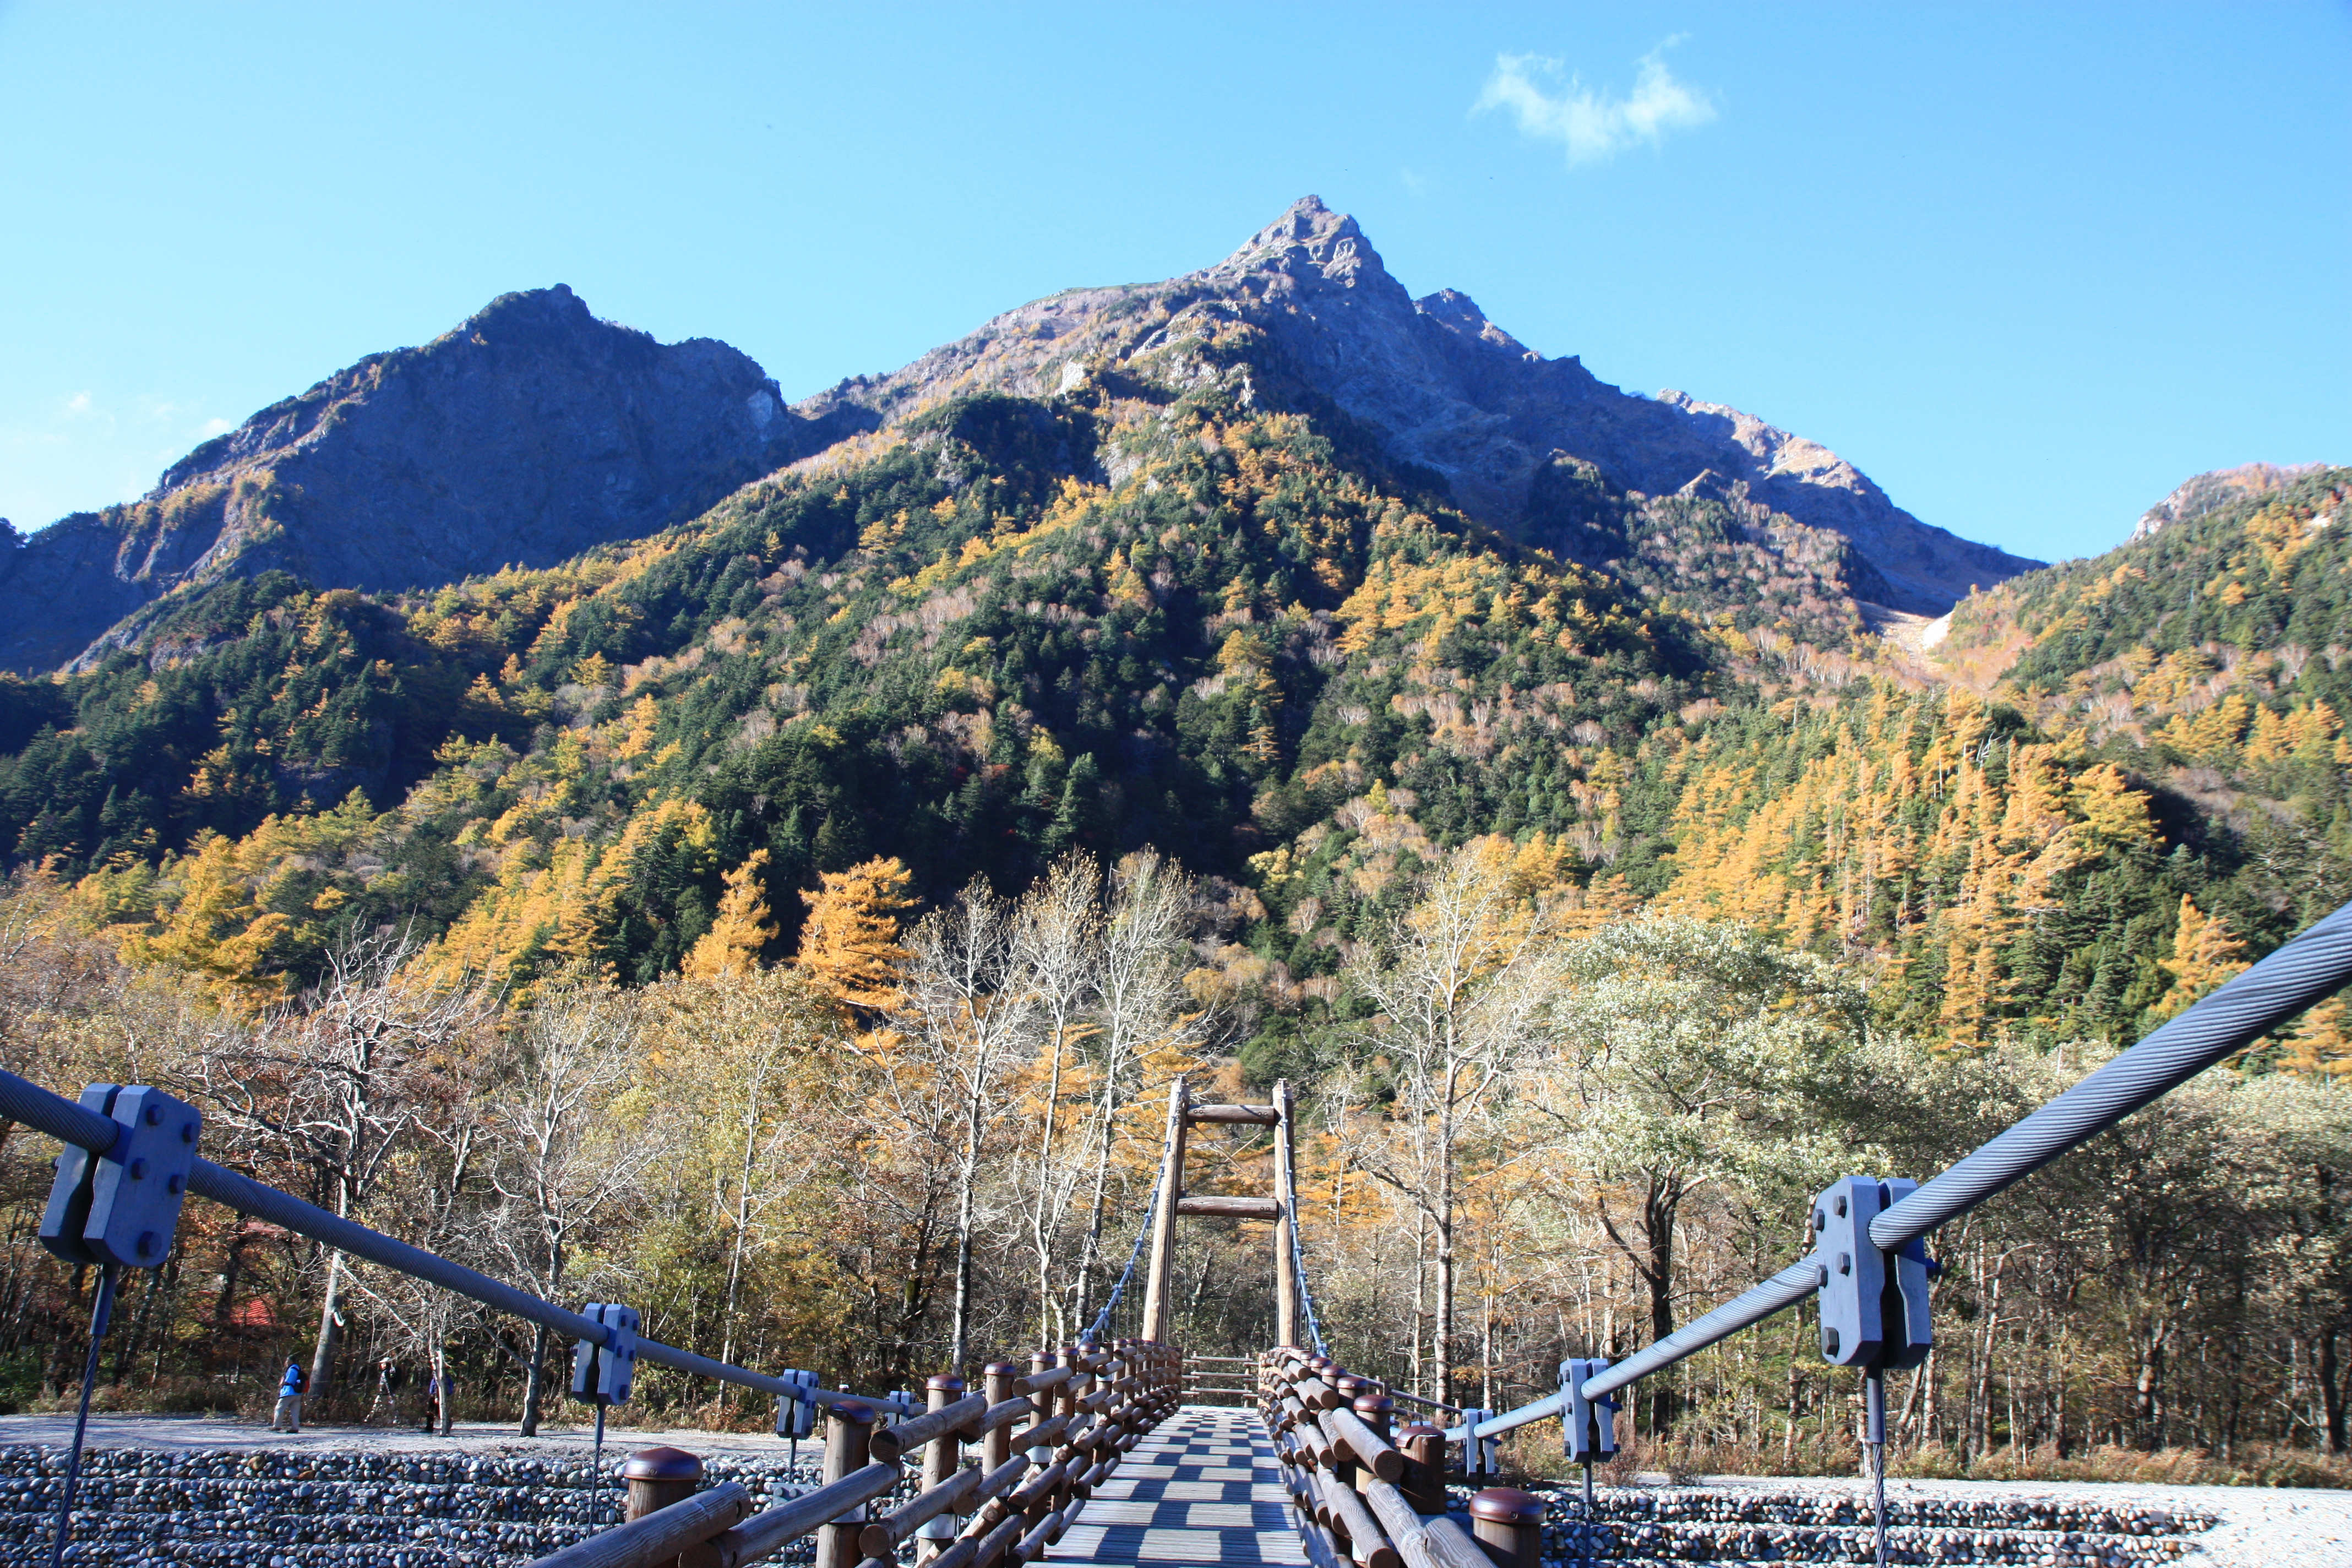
[488, 974, 668, 1435]
[901, 878, 1035, 1373]
[195, 929, 486, 1404]
[1012, 854, 1104, 1344]
[1072, 851, 1202, 1328]
[1340, 840, 1561, 1404]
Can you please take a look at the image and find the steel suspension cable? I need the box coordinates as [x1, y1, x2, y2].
[1287, 1194, 1328, 1358]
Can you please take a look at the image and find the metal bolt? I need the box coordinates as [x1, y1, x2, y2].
[145, 1103, 163, 1125]
[1823, 1327, 1841, 1355]
[137, 1231, 158, 1258]
[1838, 1252, 1852, 1275]
[128, 1158, 148, 1180]
[181, 1120, 197, 1144]
[166, 1173, 184, 1194]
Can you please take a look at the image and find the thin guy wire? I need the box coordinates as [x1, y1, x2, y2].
[1085, 1091, 1179, 1342]
[51, 1264, 117, 1568]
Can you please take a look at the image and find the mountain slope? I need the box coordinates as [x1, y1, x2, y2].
[26, 202, 2342, 1068]
[800, 197, 2039, 615]
[5, 388, 2346, 1069]
[0, 285, 862, 676]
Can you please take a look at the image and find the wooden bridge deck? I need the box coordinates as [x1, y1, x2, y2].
[1046, 1405, 1306, 1567]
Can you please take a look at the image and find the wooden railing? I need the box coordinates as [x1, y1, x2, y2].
[1183, 1352, 1256, 1404]
[526, 1341, 1180, 1568]
[1257, 1346, 1547, 1568]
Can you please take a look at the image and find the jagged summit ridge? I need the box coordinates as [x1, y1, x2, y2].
[2, 197, 2045, 676]
[804, 195, 2038, 613]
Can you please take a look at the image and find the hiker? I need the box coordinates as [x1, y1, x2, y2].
[420, 1369, 454, 1434]
[272, 1358, 307, 1432]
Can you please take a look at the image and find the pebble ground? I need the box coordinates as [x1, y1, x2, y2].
[2, 1414, 2345, 1565]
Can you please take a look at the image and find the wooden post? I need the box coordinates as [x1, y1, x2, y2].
[1274, 1077, 1300, 1351]
[1139, 1073, 1190, 1344]
[623, 1445, 724, 1568]
[1026, 1350, 1057, 1464]
[623, 1445, 703, 1521]
[1021, 1350, 1058, 1536]
[815, 1401, 876, 1568]
[1396, 1423, 1447, 1516]
[913, 1373, 966, 1565]
[1468, 1488, 1546, 1568]
[981, 1362, 1021, 1473]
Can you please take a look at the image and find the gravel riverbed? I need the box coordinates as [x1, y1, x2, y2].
[1, 1417, 2343, 1566]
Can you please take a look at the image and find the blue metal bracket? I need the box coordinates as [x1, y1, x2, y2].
[776, 1367, 819, 1438]
[1811, 1177, 1934, 1371]
[1560, 1358, 1618, 1462]
[570, 1302, 640, 1404]
[40, 1084, 200, 1269]
[1457, 1407, 1499, 1476]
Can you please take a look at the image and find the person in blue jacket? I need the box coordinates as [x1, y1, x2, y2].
[273, 1359, 307, 1433]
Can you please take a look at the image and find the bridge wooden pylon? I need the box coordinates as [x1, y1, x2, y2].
[1138, 1075, 1304, 1357]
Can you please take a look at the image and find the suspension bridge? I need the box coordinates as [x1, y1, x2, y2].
[11, 897, 2352, 1567]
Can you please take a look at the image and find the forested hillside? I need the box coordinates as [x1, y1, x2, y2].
[1, 203, 2347, 1481]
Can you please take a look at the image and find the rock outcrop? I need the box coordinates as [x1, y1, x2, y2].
[2130, 461, 2329, 544]
[800, 196, 2040, 614]
[0, 286, 864, 675]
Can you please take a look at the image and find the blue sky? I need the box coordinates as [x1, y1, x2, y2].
[0, 2, 2343, 564]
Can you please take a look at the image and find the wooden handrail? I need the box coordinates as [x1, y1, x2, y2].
[859, 1461, 986, 1558]
[967, 1393, 1039, 1439]
[715, 1461, 901, 1568]
[1019, 1364, 1072, 1395]
[1361, 1480, 1488, 1568]
[1261, 1343, 1494, 1568]
[526, 1483, 752, 1568]
[873, 1391, 992, 1462]
[1311, 1469, 1401, 1568]
[1324, 1406, 1406, 1483]
[523, 1340, 1181, 1568]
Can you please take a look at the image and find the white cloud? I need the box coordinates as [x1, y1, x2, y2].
[1474, 41, 1717, 166]
[63, 391, 92, 415]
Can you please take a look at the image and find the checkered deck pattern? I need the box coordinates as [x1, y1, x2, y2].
[1045, 1404, 1306, 1566]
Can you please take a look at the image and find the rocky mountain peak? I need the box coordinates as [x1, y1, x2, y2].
[1205, 195, 1392, 293]
[0, 287, 852, 675]
[456, 282, 598, 343]
[797, 196, 2039, 616]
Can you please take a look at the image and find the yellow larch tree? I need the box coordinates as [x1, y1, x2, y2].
[683, 849, 778, 981]
[2158, 895, 2250, 1020]
[793, 856, 917, 1015]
